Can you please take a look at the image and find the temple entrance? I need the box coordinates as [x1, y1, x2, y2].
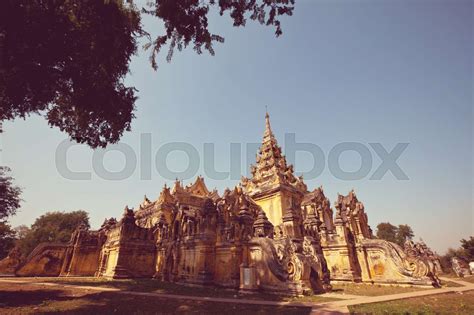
[309, 267, 324, 293]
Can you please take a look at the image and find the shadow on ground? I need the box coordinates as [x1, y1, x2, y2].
[0, 289, 75, 307]
[42, 278, 338, 303]
[0, 284, 314, 314]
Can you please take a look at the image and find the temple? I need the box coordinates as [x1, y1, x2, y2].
[0, 113, 442, 294]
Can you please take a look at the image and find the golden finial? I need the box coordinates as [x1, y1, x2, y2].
[264, 107, 273, 139]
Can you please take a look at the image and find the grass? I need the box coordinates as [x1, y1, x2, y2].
[330, 282, 431, 297]
[2, 276, 472, 314]
[0, 283, 313, 314]
[459, 275, 474, 283]
[40, 277, 339, 303]
[348, 290, 474, 314]
[440, 279, 464, 287]
[329, 278, 465, 296]
[37, 277, 456, 300]
[440, 272, 460, 279]
[439, 272, 474, 284]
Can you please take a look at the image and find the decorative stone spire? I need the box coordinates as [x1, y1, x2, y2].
[172, 178, 185, 194]
[158, 184, 175, 204]
[263, 111, 274, 141]
[241, 111, 307, 194]
[261, 111, 279, 157]
[253, 209, 274, 238]
[185, 176, 211, 196]
[335, 190, 372, 240]
[121, 206, 135, 224]
[139, 195, 152, 209]
[334, 196, 345, 225]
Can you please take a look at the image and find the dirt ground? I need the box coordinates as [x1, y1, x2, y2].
[2, 277, 473, 314]
[0, 282, 311, 314]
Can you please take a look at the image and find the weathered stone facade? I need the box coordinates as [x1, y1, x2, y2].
[451, 256, 472, 278]
[0, 113, 441, 293]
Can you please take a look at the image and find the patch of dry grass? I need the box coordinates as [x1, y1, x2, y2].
[349, 290, 474, 314]
[460, 275, 474, 283]
[330, 282, 431, 296]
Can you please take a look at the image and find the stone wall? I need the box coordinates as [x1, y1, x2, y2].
[97, 208, 156, 279]
[60, 227, 103, 277]
[16, 243, 68, 277]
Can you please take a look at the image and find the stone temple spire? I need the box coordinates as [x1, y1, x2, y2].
[259, 111, 281, 165]
[263, 110, 274, 141]
[241, 111, 307, 195]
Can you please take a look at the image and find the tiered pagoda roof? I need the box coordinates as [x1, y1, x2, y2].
[241, 112, 307, 195]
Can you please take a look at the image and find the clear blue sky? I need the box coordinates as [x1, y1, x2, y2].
[2, 0, 472, 253]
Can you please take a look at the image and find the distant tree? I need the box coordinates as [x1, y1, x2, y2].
[376, 222, 415, 247]
[438, 237, 474, 272]
[1, 0, 294, 148]
[460, 237, 474, 260]
[16, 210, 89, 257]
[13, 224, 30, 240]
[376, 222, 398, 244]
[0, 166, 21, 259]
[396, 224, 414, 247]
[0, 222, 16, 259]
[0, 166, 21, 221]
[439, 248, 460, 271]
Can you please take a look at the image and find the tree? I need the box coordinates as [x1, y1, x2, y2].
[1, 0, 141, 148]
[460, 236, 474, 260]
[143, 0, 295, 69]
[396, 224, 414, 247]
[14, 224, 31, 240]
[439, 237, 474, 272]
[439, 248, 459, 271]
[13, 224, 30, 240]
[0, 166, 21, 221]
[1, 0, 294, 148]
[376, 222, 398, 244]
[16, 210, 89, 257]
[376, 222, 415, 247]
[0, 222, 16, 259]
[0, 167, 21, 259]
[1, 1, 294, 224]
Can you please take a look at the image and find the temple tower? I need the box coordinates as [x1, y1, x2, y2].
[241, 112, 307, 237]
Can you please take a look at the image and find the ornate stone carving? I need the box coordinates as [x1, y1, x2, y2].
[253, 210, 274, 238]
[0, 112, 441, 292]
[241, 112, 307, 195]
[451, 257, 471, 278]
